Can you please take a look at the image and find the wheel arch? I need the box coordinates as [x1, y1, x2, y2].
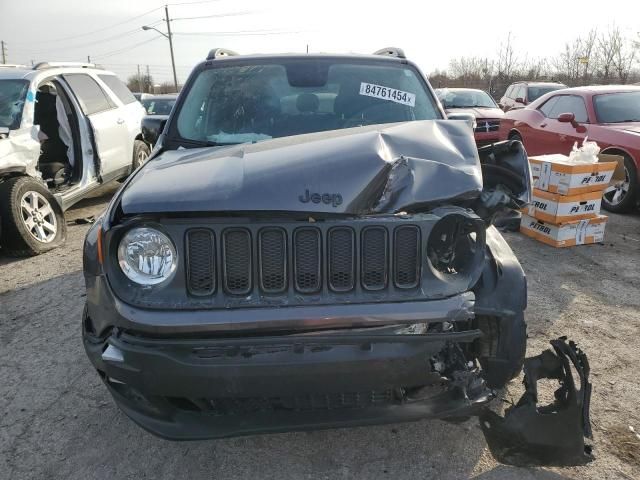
[600, 146, 636, 164]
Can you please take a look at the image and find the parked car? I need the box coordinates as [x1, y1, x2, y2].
[141, 94, 177, 116]
[0, 62, 149, 255]
[501, 85, 640, 212]
[499, 81, 567, 112]
[82, 48, 593, 466]
[435, 88, 504, 146]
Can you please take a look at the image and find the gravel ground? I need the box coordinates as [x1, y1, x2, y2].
[1, 183, 639, 480]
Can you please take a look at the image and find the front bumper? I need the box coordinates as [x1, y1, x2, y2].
[84, 323, 493, 440]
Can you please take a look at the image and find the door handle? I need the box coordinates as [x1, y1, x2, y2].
[540, 123, 547, 128]
[116, 118, 125, 125]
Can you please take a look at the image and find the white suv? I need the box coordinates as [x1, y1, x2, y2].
[0, 62, 148, 255]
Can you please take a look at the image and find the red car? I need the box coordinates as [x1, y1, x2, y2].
[435, 88, 505, 146]
[501, 85, 640, 212]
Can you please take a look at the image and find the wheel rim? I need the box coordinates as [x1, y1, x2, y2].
[137, 149, 149, 166]
[603, 166, 630, 206]
[20, 191, 57, 243]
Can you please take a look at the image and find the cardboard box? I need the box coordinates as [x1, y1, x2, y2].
[529, 153, 624, 195]
[526, 188, 602, 223]
[520, 214, 607, 248]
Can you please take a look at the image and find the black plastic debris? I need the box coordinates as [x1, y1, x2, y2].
[480, 337, 594, 467]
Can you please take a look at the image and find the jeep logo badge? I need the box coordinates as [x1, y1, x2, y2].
[299, 189, 343, 207]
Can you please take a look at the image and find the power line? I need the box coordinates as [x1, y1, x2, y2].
[11, 6, 163, 45]
[171, 11, 254, 21]
[10, 25, 160, 55]
[167, 0, 224, 6]
[92, 36, 161, 61]
[174, 30, 300, 36]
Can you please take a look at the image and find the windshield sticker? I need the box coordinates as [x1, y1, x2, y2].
[359, 82, 416, 107]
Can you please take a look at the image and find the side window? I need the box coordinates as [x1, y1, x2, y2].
[539, 96, 559, 117]
[504, 86, 513, 99]
[63, 74, 115, 115]
[98, 75, 137, 105]
[514, 85, 525, 100]
[549, 95, 589, 122]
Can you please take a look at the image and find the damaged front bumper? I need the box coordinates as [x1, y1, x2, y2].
[84, 307, 593, 467]
[84, 325, 495, 440]
[481, 337, 594, 466]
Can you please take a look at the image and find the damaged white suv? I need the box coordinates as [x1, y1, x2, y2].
[0, 63, 148, 256]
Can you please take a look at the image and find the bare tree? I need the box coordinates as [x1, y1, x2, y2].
[611, 28, 637, 83]
[496, 32, 519, 80]
[127, 73, 153, 93]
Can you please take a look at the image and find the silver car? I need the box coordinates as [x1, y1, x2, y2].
[0, 62, 148, 255]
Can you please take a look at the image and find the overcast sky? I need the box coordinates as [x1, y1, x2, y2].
[1, 0, 638, 84]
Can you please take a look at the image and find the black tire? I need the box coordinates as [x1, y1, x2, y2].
[0, 176, 67, 256]
[477, 312, 527, 389]
[132, 140, 151, 170]
[508, 131, 523, 143]
[602, 156, 638, 213]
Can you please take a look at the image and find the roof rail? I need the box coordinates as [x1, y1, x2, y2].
[33, 62, 98, 70]
[206, 48, 239, 60]
[373, 47, 406, 59]
[0, 64, 28, 68]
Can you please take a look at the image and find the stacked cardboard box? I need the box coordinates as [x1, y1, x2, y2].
[520, 153, 624, 247]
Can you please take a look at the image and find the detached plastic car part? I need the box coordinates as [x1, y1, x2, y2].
[481, 337, 593, 466]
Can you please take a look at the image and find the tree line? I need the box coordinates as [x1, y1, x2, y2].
[429, 27, 640, 98]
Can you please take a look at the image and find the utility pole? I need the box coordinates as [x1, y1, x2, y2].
[146, 65, 151, 93]
[164, 5, 178, 92]
[137, 64, 141, 91]
[1, 41, 7, 64]
[87, 55, 91, 63]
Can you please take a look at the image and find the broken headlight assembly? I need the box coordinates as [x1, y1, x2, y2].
[427, 213, 485, 277]
[117, 227, 177, 285]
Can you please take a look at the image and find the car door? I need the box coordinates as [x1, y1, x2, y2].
[63, 73, 131, 176]
[97, 74, 146, 159]
[539, 95, 589, 154]
[527, 95, 561, 154]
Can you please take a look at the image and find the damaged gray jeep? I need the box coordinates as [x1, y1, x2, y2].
[82, 48, 593, 466]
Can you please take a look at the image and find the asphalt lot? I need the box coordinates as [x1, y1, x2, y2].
[1, 182, 639, 480]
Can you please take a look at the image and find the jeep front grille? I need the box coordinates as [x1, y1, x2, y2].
[222, 229, 252, 295]
[186, 229, 216, 296]
[185, 223, 422, 297]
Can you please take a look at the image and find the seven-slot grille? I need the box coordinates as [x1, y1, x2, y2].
[474, 119, 501, 133]
[185, 224, 422, 296]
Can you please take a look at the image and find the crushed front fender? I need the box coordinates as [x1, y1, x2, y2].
[480, 337, 594, 467]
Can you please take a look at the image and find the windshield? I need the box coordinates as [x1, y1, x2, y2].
[142, 97, 176, 115]
[175, 60, 440, 144]
[437, 89, 496, 109]
[528, 85, 565, 102]
[594, 92, 640, 123]
[0, 79, 29, 130]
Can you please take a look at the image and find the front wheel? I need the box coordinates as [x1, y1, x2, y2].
[602, 156, 638, 213]
[132, 140, 151, 170]
[0, 176, 67, 256]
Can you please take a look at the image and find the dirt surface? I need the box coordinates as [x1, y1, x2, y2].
[1, 183, 639, 480]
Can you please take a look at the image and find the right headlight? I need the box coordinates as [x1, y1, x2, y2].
[427, 214, 484, 275]
[117, 227, 177, 285]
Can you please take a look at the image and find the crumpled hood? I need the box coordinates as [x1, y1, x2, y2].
[120, 120, 483, 215]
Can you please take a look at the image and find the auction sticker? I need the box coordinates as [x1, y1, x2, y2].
[359, 82, 416, 107]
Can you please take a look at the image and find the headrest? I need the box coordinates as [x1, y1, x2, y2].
[296, 93, 319, 113]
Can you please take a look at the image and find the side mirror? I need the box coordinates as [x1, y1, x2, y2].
[557, 112, 586, 132]
[557, 112, 576, 124]
[515, 97, 526, 105]
[141, 115, 167, 146]
[447, 112, 477, 131]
